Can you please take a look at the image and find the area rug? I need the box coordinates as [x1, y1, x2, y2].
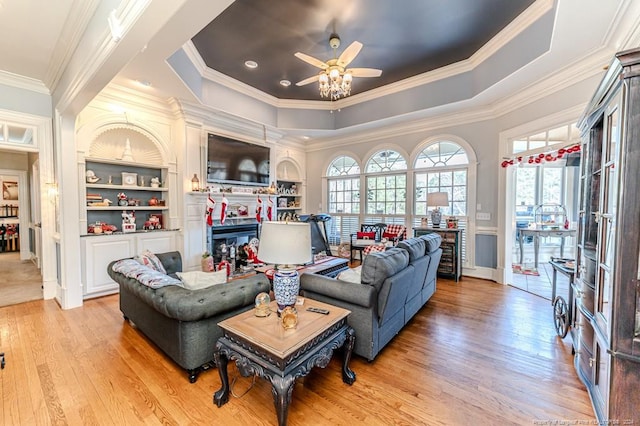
[512, 264, 540, 276]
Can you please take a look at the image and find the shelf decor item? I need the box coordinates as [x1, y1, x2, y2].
[121, 172, 138, 187]
[121, 138, 135, 162]
[191, 174, 200, 191]
[427, 192, 449, 228]
[257, 221, 312, 314]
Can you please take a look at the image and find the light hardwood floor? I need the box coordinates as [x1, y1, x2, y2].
[0, 276, 595, 425]
[0, 251, 42, 307]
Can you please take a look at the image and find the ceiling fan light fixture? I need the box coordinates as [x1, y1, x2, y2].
[294, 33, 381, 101]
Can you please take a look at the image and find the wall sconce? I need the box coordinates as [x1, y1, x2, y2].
[191, 174, 200, 191]
[46, 183, 59, 204]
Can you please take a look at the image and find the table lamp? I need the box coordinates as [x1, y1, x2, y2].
[427, 192, 449, 228]
[257, 221, 312, 313]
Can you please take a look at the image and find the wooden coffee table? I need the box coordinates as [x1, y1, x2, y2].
[213, 299, 356, 426]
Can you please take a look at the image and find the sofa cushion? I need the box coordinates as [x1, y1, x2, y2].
[360, 247, 410, 292]
[336, 265, 362, 284]
[420, 233, 443, 254]
[112, 259, 182, 289]
[397, 238, 426, 261]
[177, 270, 227, 290]
[136, 250, 167, 274]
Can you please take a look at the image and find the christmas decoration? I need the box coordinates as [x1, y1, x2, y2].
[267, 196, 273, 221]
[206, 195, 216, 226]
[256, 196, 263, 223]
[220, 195, 228, 225]
[500, 144, 581, 168]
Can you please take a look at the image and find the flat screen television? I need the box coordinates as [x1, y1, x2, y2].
[207, 133, 270, 186]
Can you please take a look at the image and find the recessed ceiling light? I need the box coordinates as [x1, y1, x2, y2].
[279, 80, 291, 87]
[135, 79, 152, 87]
[245, 60, 258, 69]
[302, 136, 310, 140]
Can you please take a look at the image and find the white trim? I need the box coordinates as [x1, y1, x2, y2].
[462, 266, 499, 283]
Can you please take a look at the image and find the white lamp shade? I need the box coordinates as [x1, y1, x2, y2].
[427, 192, 449, 207]
[258, 222, 312, 266]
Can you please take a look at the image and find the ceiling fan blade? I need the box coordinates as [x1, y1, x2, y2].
[337, 41, 363, 68]
[294, 52, 328, 70]
[296, 75, 320, 86]
[348, 68, 382, 78]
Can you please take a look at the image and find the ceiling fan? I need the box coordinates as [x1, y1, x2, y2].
[294, 33, 382, 100]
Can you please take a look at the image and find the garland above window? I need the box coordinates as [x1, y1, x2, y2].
[500, 143, 581, 168]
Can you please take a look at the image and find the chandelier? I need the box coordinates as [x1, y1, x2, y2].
[318, 63, 353, 100]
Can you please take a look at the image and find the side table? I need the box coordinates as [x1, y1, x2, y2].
[213, 299, 356, 426]
[414, 227, 462, 281]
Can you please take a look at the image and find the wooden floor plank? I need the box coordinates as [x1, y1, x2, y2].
[0, 277, 597, 425]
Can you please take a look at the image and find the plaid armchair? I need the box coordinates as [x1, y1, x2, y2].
[350, 223, 387, 262]
[362, 224, 407, 256]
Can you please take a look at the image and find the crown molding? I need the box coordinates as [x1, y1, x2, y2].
[491, 47, 612, 116]
[176, 100, 286, 145]
[44, 0, 100, 92]
[185, 0, 553, 111]
[98, 83, 177, 116]
[338, 0, 555, 108]
[305, 47, 608, 152]
[0, 70, 49, 95]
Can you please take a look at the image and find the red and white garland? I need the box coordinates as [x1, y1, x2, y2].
[500, 143, 581, 168]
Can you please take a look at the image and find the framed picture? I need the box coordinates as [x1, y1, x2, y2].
[2, 180, 18, 201]
[278, 198, 287, 208]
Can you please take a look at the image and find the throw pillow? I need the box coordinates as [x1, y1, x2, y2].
[382, 231, 398, 240]
[356, 231, 376, 240]
[112, 259, 181, 289]
[136, 250, 167, 274]
[177, 270, 227, 290]
[337, 265, 362, 284]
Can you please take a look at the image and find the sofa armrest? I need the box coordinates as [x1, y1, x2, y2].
[300, 273, 376, 309]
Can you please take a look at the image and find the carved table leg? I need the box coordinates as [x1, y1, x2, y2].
[270, 375, 296, 426]
[342, 327, 356, 385]
[213, 349, 230, 407]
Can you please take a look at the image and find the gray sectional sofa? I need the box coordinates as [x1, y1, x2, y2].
[107, 251, 270, 383]
[300, 233, 442, 361]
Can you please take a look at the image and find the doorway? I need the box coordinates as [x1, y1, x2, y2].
[0, 160, 43, 306]
[499, 118, 581, 301]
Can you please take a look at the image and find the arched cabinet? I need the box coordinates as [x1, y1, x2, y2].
[275, 159, 303, 221]
[78, 125, 178, 299]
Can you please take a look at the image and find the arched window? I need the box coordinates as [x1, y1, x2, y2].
[365, 150, 407, 216]
[414, 141, 468, 217]
[327, 156, 360, 214]
[414, 140, 470, 266]
[326, 155, 361, 244]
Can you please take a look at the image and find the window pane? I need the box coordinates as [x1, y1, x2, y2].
[366, 150, 407, 173]
[328, 155, 360, 176]
[515, 168, 537, 206]
[513, 140, 527, 153]
[327, 177, 360, 214]
[366, 173, 406, 215]
[542, 168, 563, 204]
[415, 141, 469, 168]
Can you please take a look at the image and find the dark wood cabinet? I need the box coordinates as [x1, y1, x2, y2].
[574, 48, 640, 423]
[413, 227, 462, 281]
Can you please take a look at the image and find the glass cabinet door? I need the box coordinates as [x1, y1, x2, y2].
[595, 96, 620, 338]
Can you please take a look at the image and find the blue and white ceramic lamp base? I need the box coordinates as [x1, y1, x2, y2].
[273, 268, 300, 313]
